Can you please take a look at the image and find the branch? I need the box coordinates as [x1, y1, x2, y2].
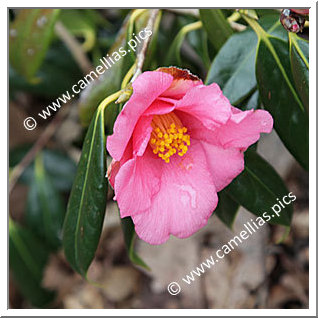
[55, 21, 93, 74]
[131, 9, 160, 82]
[9, 103, 72, 195]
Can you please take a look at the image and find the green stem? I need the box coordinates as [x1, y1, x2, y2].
[98, 90, 123, 112]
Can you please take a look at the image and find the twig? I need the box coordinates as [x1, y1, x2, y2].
[54, 21, 93, 74]
[9, 103, 72, 195]
[130, 9, 160, 82]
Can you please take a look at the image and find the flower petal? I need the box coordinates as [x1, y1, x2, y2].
[217, 108, 273, 150]
[200, 141, 245, 191]
[107, 71, 173, 161]
[174, 83, 232, 130]
[156, 67, 203, 99]
[131, 140, 218, 245]
[132, 115, 153, 157]
[114, 147, 162, 218]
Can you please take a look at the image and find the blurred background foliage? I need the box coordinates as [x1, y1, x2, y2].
[9, 8, 309, 309]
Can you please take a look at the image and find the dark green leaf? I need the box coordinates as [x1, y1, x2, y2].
[121, 217, 149, 270]
[9, 219, 55, 307]
[205, 28, 258, 105]
[206, 14, 286, 106]
[26, 153, 65, 250]
[289, 33, 309, 112]
[63, 107, 107, 277]
[10, 41, 83, 99]
[256, 36, 309, 170]
[9, 9, 60, 82]
[9, 146, 77, 192]
[199, 9, 233, 51]
[244, 89, 260, 110]
[214, 190, 239, 229]
[226, 151, 293, 226]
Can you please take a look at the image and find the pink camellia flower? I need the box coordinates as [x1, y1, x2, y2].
[107, 67, 273, 245]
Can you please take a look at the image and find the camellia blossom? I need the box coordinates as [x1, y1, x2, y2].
[107, 67, 273, 245]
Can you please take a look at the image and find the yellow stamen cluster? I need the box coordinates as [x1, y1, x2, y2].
[149, 112, 190, 163]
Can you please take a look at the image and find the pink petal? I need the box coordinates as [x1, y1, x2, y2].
[156, 67, 203, 99]
[174, 83, 232, 130]
[200, 141, 245, 191]
[132, 115, 153, 157]
[107, 71, 173, 161]
[143, 98, 175, 116]
[217, 108, 273, 150]
[107, 159, 120, 189]
[131, 140, 218, 245]
[114, 147, 162, 218]
[107, 139, 133, 188]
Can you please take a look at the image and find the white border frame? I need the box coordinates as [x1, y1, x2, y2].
[3, 2, 316, 316]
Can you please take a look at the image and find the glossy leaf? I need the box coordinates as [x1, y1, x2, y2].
[9, 219, 55, 307]
[63, 107, 107, 277]
[243, 89, 260, 110]
[214, 190, 239, 229]
[206, 14, 287, 106]
[199, 9, 233, 51]
[289, 33, 309, 112]
[26, 154, 65, 250]
[9, 9, 60, 82]
[226, 151, 293, 226]
[206, 28, 258, 105]
[256, 35, 309, 170]
[9, 146, 77, 192]
[121, 217, 149, 270]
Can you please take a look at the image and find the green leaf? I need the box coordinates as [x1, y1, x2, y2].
[214, 190, 239, 229]
[165, 21, 203, 66]
[226, 151, 293, 226]
[58, 10, 96, 52]
[9, 146, 77, 192]
[256, 35, 309, 170]
[9, 219, 55, 307]
[199, 9, 233, 51]
[289, 33, 309, 112]
[121, 217, 150, 270]
[9, 9, 60, 82]
[206, 14, 286, 106]
[205, 28, 258, 105]
[26, 153, 65, 250]
[10, 41, 83, 99]
[78, 10, 151, 127]
[244, 89, 260, 110]
[63, 107, 107, 277]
